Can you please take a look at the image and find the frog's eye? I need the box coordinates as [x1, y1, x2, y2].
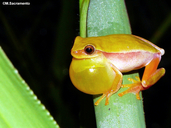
[84, 45, 95, 55]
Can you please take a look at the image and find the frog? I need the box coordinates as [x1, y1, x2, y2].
[69, 34, 165, 105]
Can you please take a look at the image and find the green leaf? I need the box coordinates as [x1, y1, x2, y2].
[80, 0, 146, 127]
[87, 0, 131, 36]
[0, 47, 59, 128]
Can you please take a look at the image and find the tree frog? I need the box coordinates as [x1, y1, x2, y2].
[69, 34, 165, 105]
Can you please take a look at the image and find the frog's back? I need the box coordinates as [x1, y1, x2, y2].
[84, 34, 164, 55]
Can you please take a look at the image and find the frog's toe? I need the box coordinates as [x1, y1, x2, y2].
[128, 76, 141, 83]
[94, 93, 106, 105]
[118, 83, 143, 99]
[118, 76, 144, 99]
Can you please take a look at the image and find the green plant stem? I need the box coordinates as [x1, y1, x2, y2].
[80, 0, 146, 127]
[80, 0, 90, 37]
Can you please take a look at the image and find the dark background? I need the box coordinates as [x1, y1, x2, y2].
[0, 0, 170, 128]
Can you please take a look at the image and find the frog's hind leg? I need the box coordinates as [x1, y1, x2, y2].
[118, 76, 143, 99]
[118, 54, 165, 99]
[141, 54, 165, 88]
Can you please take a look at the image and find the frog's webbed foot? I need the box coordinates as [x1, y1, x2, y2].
[94, 91, 114, 106]
[94, 94, 106, 105]
[118, 76, 144, 100]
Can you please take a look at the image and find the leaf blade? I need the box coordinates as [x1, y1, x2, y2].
[0, 47, 59, 128]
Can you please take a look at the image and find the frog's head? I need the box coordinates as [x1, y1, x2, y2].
[71, 36, 102, 59]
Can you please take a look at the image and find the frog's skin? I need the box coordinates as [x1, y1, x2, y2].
[69, 34, 165, 105]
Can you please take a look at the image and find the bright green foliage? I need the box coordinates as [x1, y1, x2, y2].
[80, 0, 146, 127]
[0, 47, 59, 128]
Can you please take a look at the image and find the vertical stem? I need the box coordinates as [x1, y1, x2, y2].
[79, 0, 146, 127]
[80, 0, 90, 37]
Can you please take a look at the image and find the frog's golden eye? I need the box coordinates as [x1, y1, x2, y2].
[84, 45, 95, 55]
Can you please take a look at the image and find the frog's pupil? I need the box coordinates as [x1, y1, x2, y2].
[86, 47, 92, 53]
